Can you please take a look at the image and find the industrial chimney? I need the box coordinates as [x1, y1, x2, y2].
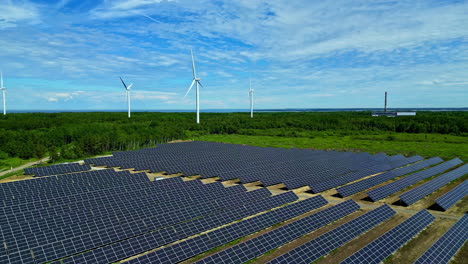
[384, 91, 387, 112]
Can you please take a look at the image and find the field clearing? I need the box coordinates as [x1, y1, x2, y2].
[194, 134, 468, 161]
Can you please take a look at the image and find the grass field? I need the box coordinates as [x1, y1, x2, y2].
[0, 157, 36, 172]
[194, 133, 468, 161]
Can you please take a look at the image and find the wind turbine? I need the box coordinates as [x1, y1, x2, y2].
[249, 78, 254, 118]
[119, 77, 133, 118]
[1, 71, 6, 116]
[184, 49, 204, 124]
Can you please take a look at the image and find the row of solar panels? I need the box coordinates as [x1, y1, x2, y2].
[125, 200, 467, 264]
[24, 163, 91, 177]
[2, 168, 332, 264]
[84, 141, 422, 192]
[82, 142, 466, 211]
[331, 158, 466, 211]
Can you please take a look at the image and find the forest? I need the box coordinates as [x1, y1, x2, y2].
[0, 111, 466, 165]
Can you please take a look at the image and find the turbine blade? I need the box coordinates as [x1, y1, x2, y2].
[184, 80, 196, 98]
[119, 77, 127, 89]
[127, 83, 133, 90]
[0, 71, 3, 88]
[197, 81, 204, 89]
[191, 49, 197, 78]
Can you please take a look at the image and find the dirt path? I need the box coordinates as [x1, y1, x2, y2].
[0, 157, 50, 177]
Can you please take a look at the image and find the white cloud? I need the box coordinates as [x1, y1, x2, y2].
[0, 0, 41, 28]
[2, 0, 468, 109]
[44, 91, 85, 102]
[91, 0, 175, 19]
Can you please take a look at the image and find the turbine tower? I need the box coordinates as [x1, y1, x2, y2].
[119, 77, 133, 118]
[1, 71, 6, 116]
[249, 78, 254, 118]
[184, 49, 204, 124]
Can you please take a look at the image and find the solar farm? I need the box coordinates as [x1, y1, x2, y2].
[1, 141, 466, 264]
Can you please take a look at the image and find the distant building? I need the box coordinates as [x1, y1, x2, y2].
[371, 92, 416, 117]
[371, 111, 416, 117]
[395, 112, 416, 116]
[372, 112, 397, 117]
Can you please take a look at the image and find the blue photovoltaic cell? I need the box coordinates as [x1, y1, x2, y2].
[268, 205, 396, 264]
[195, 200, 360, 264]
[367, 158, 462, 201]
[414, 214, 468, 264]
[400, 164, 468, 205]
[126, 195, 329, 264]
[24, 163, 91, 177]
[341, 210, 435, 264]
[336, 157, 442, 197]
[435, 180, 468, 211]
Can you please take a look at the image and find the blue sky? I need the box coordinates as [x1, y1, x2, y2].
[1, 0, 467, 110]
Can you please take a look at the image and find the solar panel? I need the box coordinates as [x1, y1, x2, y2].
[414, 214, 468, 264]
[127, 196, 329, 264]
[341, 210, 435, 264]
[195, 200, 361, 264]
[0, 141, 451, 264]
[399, 164, 468, 205]
[434, 180, 468, 211]
[52, 192, 301, 264]
[83, 141, 415, 188]
[24, 163, 91, 177]
[336, 157, 443, 197]
[268, 204, 396, 264]
[367, 158, 462, 201]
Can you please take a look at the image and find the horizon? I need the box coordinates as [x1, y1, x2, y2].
[6, 107, 468, 114]
[1, 0, 468, 111]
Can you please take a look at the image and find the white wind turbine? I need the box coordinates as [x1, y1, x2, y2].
[249, 78, 254, 118]
[1, 71, 6, 116]
[184, 49, 204, 124]
[119, 77, 133, 118]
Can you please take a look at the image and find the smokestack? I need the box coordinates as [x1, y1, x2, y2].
[384, 91, 387, 112]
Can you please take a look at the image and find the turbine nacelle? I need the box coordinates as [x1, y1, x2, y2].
[185, 50, 203, 124]
[119, 76, 132, 118]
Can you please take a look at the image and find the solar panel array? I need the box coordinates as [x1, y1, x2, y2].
[399, 164, 468, 205]
[308, 156, 423, 193]
[336, 157, 443, 197]
[435, 180, 468, 211]
[57, 191, 300, 264]
[84, 141, 420, 190]
[195, 200, 360, 264]
[4, 141, 465, 264]
[127, 195, 329, 264]
[414, 214, 468, 264]
[24, 163, 91, 177]
[268, 204, 396, 264]
[341, 210, 435, 264]
[367, 158, 463, 201]
[2, 165, 307, 264]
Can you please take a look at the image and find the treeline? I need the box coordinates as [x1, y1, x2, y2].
[0, 111, 466, 160]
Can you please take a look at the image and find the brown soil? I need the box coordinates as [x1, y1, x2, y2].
[451, 242, 468, 264]
[446, 196, 468, 215]
[253, 210, 367, 264]
[183, 203, 336, 264]
[410, 176, 467, 215]
[385, 217, 457, 264]
[0, 174, 35, 183]
[317, 214, 408, 264]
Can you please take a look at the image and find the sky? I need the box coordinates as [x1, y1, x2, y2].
[0, 0, 467, 111]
